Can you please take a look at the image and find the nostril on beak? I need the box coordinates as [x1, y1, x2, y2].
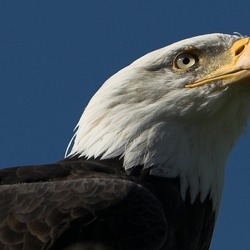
[235, 45, 245, 56]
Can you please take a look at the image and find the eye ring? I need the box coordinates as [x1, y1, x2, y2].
[174, 52, 199, 69]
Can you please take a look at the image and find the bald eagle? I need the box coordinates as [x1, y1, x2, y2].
[0, 33, 250, 250]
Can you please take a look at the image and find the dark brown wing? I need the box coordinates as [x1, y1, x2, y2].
[142, 175, 216, 250]
[0, 158, 167, 250]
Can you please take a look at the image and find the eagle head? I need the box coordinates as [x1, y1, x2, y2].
[67, 33, 250, 211]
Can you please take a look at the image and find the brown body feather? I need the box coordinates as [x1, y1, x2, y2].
[0, 157, 214, 250]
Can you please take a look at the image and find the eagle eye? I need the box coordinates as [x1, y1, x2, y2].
[174, 52, 199, 69]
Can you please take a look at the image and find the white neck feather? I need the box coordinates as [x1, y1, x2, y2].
[67, 77, 250, 213]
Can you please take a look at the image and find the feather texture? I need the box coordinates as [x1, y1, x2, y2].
[0, 157, 215, 249]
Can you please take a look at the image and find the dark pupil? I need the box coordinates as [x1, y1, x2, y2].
[182, 57, 190, 65]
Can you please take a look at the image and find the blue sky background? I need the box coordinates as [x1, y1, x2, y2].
[1, 1, 250, 249]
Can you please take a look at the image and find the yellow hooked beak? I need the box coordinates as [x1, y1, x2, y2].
[186, 37, 250, 88]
